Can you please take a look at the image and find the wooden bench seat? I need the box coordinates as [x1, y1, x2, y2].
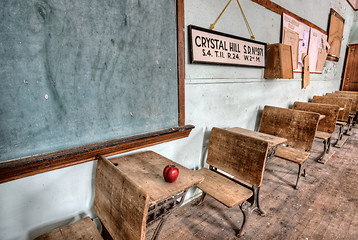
[336, 120, 348, 125]
[259, 106, 320, 188]
[35, 217, 103, 240]
[196, 127, 269, 237]
[315, 131, 332, 140]
[197, 168, 253, 208]
[275, 146, 310, 164]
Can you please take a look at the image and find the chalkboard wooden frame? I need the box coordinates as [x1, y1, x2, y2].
[0, 0, 188, 184]
[0, 125, 193, 184]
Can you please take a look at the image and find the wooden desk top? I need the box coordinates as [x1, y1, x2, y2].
[227, 127, 287, 148]
[109, 151, 203, 205]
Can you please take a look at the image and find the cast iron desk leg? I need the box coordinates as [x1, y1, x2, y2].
[150, 190, 188, 240]
[250, 186, 266, 216]
[265, 146, 278, 169]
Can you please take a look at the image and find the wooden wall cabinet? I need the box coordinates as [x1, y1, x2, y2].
[264, 43, 293, 79]
[327, 8, 345, 62]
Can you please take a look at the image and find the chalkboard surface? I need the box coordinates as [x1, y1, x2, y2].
[0, 0, 178, 162]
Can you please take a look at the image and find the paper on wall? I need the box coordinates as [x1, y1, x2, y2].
[299, 30, 310, 67]
[283, 27, 299, 69]
[321, 36, 330, 50]
[316, 48, 328, 72]
[282, 13, 310, 72]
[308, 27, 328, 73]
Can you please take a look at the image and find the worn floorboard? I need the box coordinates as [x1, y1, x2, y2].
[146, 127, 358, 240]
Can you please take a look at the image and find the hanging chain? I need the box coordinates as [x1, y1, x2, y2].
[210, 0, 233, 30]
[236, 0, 255, 39]
[210, 0, 255, 40]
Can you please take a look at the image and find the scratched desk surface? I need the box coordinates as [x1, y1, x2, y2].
[110, 151, 203, 205]
[227, 127, 287, 148]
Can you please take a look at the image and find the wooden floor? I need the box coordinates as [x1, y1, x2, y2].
[146, 127, 358, 240]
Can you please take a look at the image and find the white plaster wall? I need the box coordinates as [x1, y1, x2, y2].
[349, 12, 358, 43]
[0, 162, 97, 240]
[0, 1, 356, 239]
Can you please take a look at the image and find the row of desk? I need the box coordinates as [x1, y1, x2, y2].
[36, 91, 358, 240]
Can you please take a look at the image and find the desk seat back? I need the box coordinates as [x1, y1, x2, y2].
[326, 93, 358, 114]
[335, 91, 358, 95]
[207, 127, 269, 187]
[312, 96, 352, 122]
[259, 106, 320, 151]
[293, 102, 340, 133]
[94, 156, 149, 240]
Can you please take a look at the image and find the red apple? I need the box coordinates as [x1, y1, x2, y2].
[163, 165, 179, 183]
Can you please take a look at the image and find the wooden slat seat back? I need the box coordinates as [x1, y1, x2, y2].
[335, 91, 358, 95]
[292, 102, 340, 133]
[326, 93, 358, 114]
[94, 156, 150, 240]
[258, 106, 320, 151]
[328, 92, 358, 100]
[312, 96, 352, 122]
[206, 127, 269, 187]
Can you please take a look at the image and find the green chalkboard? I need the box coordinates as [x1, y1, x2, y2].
[0, 0, 179, 162]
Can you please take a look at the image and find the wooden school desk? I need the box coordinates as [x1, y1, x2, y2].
[227, 127, 287, 160]
[105, 151, 203, 240]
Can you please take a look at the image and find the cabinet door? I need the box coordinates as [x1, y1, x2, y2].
[342, 44, 358, 91]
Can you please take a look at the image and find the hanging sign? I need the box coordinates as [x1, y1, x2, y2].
[188, 25, 266, 68]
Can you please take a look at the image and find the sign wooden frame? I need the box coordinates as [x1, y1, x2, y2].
[188, 25, 267, 68]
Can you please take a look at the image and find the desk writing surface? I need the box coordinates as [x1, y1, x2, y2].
[227, 127, 286, 148]
[110, 151, 203, 205]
